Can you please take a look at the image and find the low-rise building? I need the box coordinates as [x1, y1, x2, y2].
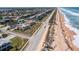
[0, 33, 16, 48]
[16, 23, 31, 30]
[0, 16, 11, 24]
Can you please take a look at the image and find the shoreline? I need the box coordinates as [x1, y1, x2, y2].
[59, 9, 79, 50]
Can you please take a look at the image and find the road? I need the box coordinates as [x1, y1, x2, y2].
[15, 9, 52, 21]
[0, 27, 30, 39]
[24, 9, 56, 51]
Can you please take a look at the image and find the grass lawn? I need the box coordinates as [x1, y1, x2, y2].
[41, 13, 51, 22]
[14, 22, 41, 36]
[36, 13, 51, 22]
[24, 22, 41, 36]
[10, 37, 28, 51]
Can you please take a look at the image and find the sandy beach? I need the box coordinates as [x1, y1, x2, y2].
[38, 8, 79, 51]
[58, 9, 79, 51]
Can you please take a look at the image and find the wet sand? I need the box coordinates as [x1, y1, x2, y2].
[58, 9, 79, 51]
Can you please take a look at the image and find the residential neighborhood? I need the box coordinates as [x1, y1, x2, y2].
[0, 8, 54, 51]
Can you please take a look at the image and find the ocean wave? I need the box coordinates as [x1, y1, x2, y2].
[59, 8, 79, 48]
[60, 8, 79, 16]
[60, 8, 79, 34]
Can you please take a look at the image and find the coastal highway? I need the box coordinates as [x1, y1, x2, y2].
[24, 9, 56, 51]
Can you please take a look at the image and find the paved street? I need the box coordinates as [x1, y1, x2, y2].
[24, 9, 55, 51]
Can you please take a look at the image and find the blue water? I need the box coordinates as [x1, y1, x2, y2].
[61, 7, 79, 29]
[63, 7, 79, 13]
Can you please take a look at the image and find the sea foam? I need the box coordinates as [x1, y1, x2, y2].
[60, 8, 79, 48]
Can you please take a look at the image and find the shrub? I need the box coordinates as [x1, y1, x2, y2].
[2, 34, 8, 38]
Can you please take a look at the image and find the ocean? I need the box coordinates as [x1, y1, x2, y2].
[61, 7, 79, 29]
[60, 7, 79, 48]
